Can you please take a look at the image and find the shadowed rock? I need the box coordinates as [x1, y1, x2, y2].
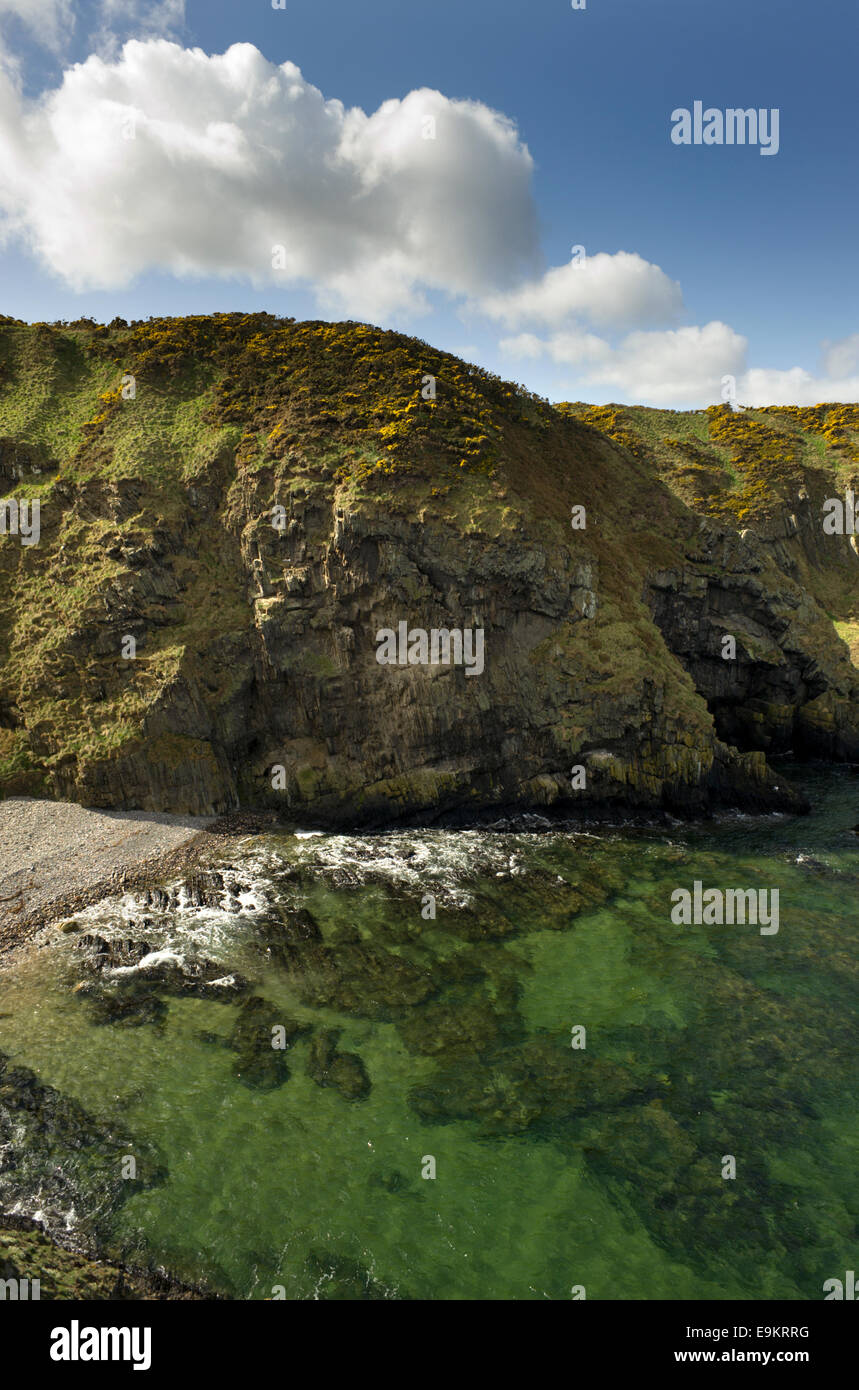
[306, 1029, 371, 1101]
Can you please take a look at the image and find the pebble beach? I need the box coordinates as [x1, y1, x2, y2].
[0, 798, 215, 957]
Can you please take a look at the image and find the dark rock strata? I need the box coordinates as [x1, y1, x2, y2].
[2, 316, 858, 822]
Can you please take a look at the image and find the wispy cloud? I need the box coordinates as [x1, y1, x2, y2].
[0, 0, 185, 67]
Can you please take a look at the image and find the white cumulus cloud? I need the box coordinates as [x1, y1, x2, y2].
[0, 38, 541, 317]
[481, 250, 683, 332]
[0, 33, 853, 409]
[739, 363, 859, 407]
[586, 322, 748, 405]
[502, 323, 859, 408]
[501, 321, 747, 406]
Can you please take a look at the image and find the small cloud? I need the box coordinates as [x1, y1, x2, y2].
[585, 322, 747, 405]
[499, 332, 546, 359]
[480, 251, 683, 333]
[0, 0, 185, 63]
[739, 364, 859, 407]
[820, 334, 859, 380]
[500, 321, 746, 406]
[0, 0, 75, 58]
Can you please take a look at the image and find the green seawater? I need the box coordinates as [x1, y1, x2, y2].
[1, 764, 858, 1300]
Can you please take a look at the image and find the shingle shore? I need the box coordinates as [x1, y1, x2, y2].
[0, 798, 275, 958]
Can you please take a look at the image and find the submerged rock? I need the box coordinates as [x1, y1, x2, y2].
[0, 1051, 167, 1246]
[78, 981, 168, 1029]
[409, 1037, 650, 1135]
[70, 934, 251, 1025]
[228, 996, 309, 1090]
[288, 942, 435, 1019]
[253, 906, 323, 967]
[0, 1216, 215, 1300]
[306, 1029, 371, 1101]
[368, 1169, 410, 1195]
[396, 991, 510, 1059]
[133, 956, 251, 1002]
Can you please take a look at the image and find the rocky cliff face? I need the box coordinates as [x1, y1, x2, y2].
[647, 522, 859, 761]
[1, 314, 857, 822]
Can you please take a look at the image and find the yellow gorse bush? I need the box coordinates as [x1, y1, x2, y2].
[96, 312, 553, 484]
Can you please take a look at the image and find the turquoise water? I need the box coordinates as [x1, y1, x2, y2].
[1, 764, 858, 1299]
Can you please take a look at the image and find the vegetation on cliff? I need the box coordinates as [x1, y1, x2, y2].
[1, 314, 857, 820]
[559, 399, 859, 624]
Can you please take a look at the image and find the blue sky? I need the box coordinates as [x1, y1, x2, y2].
[0, 0, 856, 407]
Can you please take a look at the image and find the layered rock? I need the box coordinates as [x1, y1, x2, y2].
[1, 315, 857, 821]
